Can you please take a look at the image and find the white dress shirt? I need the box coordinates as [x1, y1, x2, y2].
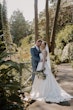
[35, 45, 40, 51]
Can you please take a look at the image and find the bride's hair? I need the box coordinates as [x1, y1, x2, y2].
[42, 41, 47, 46]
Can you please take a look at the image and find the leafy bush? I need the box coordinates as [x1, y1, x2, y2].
[0, 41, 6, 52]
[56, 25, 73, 49]
[28, 35, 32, 44]
[0, 41, 24, 110]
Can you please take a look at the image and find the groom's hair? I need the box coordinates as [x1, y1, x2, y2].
[37, 39, 42, 43]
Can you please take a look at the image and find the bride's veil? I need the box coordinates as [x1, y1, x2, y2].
[46, 44, 51, 71]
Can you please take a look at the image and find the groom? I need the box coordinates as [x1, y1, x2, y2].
[30, 39, 42, 82]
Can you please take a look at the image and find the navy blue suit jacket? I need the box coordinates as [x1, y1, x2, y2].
[30, 46, 41, 71]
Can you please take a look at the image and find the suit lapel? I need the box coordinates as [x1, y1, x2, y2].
[34, 46, 39, 51]
[34, 46, 41, 53]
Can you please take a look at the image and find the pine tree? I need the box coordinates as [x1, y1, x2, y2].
[1, 0, 12, 52]
[45, 0, 50, 47]
[0, 3, 3, 35]
[50, 0, 61, 54]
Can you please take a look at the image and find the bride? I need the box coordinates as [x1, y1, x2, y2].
[30, 41, 73, 103]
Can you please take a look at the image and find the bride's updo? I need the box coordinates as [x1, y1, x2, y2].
[42, 41, 47, 46]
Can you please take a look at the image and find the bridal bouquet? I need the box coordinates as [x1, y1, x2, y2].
[34, 69, 46, 80]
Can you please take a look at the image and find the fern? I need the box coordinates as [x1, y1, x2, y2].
[0, 41, 24, 110]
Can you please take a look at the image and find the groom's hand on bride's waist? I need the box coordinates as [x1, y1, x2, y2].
[40, 59, 47, 62]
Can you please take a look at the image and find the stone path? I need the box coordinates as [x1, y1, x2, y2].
[27, 63, 73, 110]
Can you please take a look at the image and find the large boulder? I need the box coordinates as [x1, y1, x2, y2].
[61, 42, 73, 62]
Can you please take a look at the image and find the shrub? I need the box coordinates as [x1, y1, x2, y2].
[0, 41, 24, 110]
[56, 25, 73, 49]
[28, 35, 32, 44]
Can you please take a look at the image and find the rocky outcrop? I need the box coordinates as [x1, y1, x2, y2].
[61, 42, 73, 62]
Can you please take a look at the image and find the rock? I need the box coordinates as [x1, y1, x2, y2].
[55, 48, 62, 56]
[61, 42, 73, 62]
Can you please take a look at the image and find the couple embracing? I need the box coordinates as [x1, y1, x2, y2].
[29, 39, 73, 103]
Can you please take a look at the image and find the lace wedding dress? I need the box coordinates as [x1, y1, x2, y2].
[30, 49, 73, 103]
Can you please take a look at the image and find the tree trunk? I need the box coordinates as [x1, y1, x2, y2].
[0, 3, 3, 35]
[34, 0, 38, 42]
[45, 0, 50, 47]
[50, 0, 61, 54]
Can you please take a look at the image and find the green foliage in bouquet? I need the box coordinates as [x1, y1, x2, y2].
[34, 70, 46, 80]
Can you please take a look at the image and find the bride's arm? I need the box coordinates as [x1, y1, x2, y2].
[42, 50, 47, 70]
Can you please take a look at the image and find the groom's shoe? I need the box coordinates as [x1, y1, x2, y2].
[30, 100, 36, 104]
[46, 101, 52, 104]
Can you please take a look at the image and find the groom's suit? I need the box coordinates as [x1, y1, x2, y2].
[30, 46, 41, 81]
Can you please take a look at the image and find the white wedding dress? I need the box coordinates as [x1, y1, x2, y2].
[30, 49, 73, 103]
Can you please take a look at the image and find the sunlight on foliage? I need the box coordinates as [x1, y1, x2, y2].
[56, 25, 73, 49]
[19, 35, 34, 62]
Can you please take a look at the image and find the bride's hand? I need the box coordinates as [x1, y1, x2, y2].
[40, 59, 47, 62]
